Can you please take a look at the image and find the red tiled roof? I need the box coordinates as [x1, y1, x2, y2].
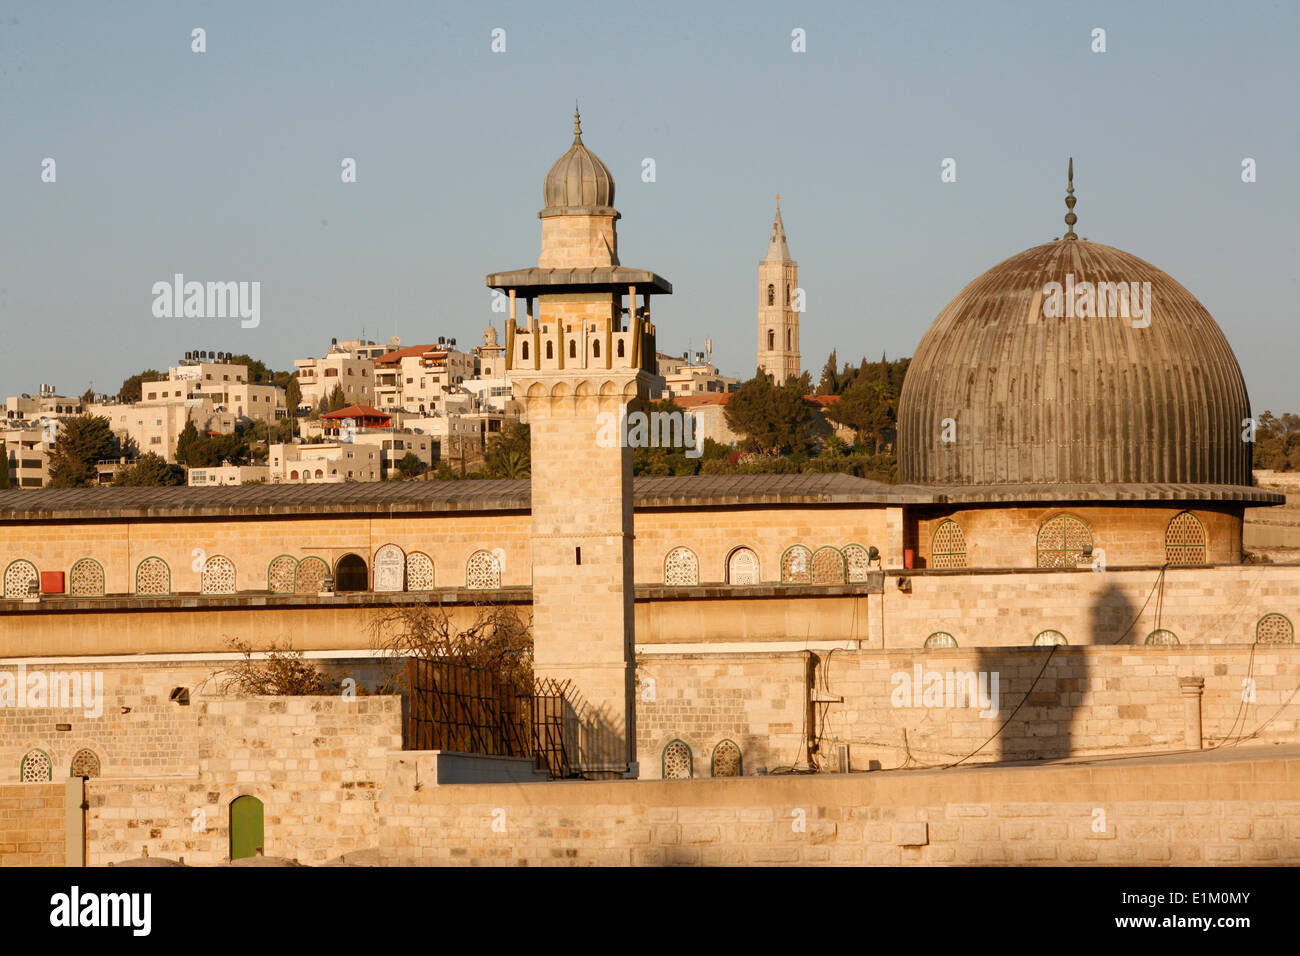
[321, 404, 389, 420]
[673, 393, 732, 408]
[373, 344, 438, 366]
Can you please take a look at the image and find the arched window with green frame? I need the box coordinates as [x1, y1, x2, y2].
[20, 748, 52, 782]
[711, 739, 742, 777]
[1037, 514, 1093, 568]
[930, 520, 967, 568]
[662, 739, 692, 779]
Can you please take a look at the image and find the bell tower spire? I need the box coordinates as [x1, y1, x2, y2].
[758, 196, 800, 383]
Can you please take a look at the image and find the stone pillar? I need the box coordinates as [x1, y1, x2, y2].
[1178, 676, 1205, 749]
[516, 367, 650, 777]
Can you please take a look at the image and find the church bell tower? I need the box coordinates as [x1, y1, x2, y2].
[757, 197, 801, 383]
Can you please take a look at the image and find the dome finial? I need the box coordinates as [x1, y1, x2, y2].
[573, 102, 582, 143]
[1063, 157, 1078, 240]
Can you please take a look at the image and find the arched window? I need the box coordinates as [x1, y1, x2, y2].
[1033, 629, 1068, 646]
[662, 740, 692, 779]
[314, 469, 324, 479]
[70, 748, 101, 778]
[267, 555, 297, 593]
[546, 341, 554, 360]
[726, 547, 760, 585]
[767, 284, 775, 306]
[335, 553, 368, 591]
[521, 341, 530, 361]
[780, 546, 811, 584]
[1036, 515, 1093, 568]
[616, 339, 625, 358]
[843, 544, 872, 582]
[785, 285, 790, 306]
[1166, 511, 1207, 565]
[924, 631, 958, 649]
[664, 547, 699, 586]
[466, 550, 502, 589]
[295, 556, 329, 593]
[372, 543, 406, 592]
[68, 558, 105, 597]
[811, 547, 846, 584]
[202, 555, 236, 595]
[135, 557, 170, 596]
[568, 340, 577, 359]
[786, 329, 791, 349]
[1144, 629, 1179, 645]
[592, 339, 600, 358]
[767, 329, 775, 350]
[3, 559, 38, 598]
[406, 552, 435, 591]
[1256, 613, 1293, 644]
[20, 749, 52, 782]
[290, 469, 299, 480]
[930, 520, 967, 568]
[711, 740, 742, 777]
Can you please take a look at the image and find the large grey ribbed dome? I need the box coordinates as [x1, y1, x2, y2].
[542, 109, 615, 210]
[897, 239, 1253, 488]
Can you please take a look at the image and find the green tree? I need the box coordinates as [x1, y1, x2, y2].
[631, 397, 702, 476]
[1254, 411, 1300, 471]
[483, 423, 531, 478]
[175, 417, 200, 465]
[723, 370, 817, 455]
[118, 370, 163, 403]
[284, 376, 302, 415]
[327, 384, 347, 412]
[396, 452, 427, 478]
[46, 415, 116, 487]
[112, 452, 186, 486]
[81, 387, 96, 405]
[817, 350, 839, 395]
[0, 450, 10, 489]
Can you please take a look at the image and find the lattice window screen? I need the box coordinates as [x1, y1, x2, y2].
[21, 750, 51, 783]
[135, 557, 170, 595]
[924, 631, 958, 649]
[1165, 512, 1207, 565]
[1145, 629, 1180, 646]
[711, 740, 742, 777]
[664, 547, 699, 586]
[268, 556, 297, 593]
[70, 749, 100, 778]
[406, 552, 435, 591]
[466, 551, 501, 589]
[68, 559, 104, 596]
[780, 546, 811, 584]
[202, 556, 236, 595]
[4, 560, 38, 598]
[1256, 614, 1293, 645]
[663, 741, 692, 779]
[295, 557, 328, 593]
[931, 520, 968, 569]
[811, 547, 845, 584]
[1033, 629, 1068, 646]
[843, 545, 871, 582]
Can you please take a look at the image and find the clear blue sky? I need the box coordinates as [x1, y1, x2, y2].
[2, 0, 1297, 413]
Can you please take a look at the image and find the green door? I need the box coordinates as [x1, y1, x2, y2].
[229, 796, 264, 860]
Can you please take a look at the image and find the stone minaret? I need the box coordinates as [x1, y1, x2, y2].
[486, 108, 671, 777]
[757, 198, 800, 383]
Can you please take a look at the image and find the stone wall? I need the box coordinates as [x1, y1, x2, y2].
[377, 749, 1300, 866]
[0, 781, 67, 866]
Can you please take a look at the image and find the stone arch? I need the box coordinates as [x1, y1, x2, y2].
[68, 558, 105, 597]
[466, 550, 501, 589]
[1036, 514, 1093, 568]
[267, 555, 297, 593]
[662, 739, 692, 779]
[726, 547, 760, 586]
[811, 546, 846, 584]
[924, 631, 958, 649]
[69, 748, 101, 778]
[3, 559, 38, 599]
[406, 552, 435, 591]
[20, 748, 52, 783]
[1256, 613, 1293, 644]
[295, 556, 329, 593]
[780, 545, 811, 584]
[1165, 511, 1207, 565]
[843, 543, 873, 582]
[201, 555, 236, 595]
[663, 547, 699, 586]
[1033, 629, 1068, 646]
[711, 739, 742, 778]
[1144, 629, 1180, 646]
[135, 556, 170, 595]
[335, 553, 368, 592]
[373, 543, 406, 592]
[930, 519, 967, 568]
